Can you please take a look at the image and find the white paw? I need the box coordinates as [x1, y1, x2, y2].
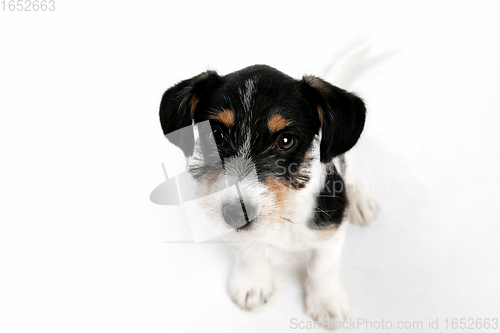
[305, 286, 350, 330]
[347, 184, 379, 226]
[228, 267, 275, 311]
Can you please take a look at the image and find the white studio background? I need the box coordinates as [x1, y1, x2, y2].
[1, 1, 499, 332]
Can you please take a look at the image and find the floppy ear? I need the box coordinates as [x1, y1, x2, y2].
[159, 71, 222, 157]
[302, 76, 366, 163]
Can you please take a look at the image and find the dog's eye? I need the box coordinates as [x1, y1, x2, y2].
[212, 127, 225, 145]
[276, 133, 296, 151]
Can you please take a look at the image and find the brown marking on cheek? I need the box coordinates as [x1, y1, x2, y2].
[199, 198, 212, 213]
[203, 172, 220, 186]
[194, 171, 222, 195]
[266, 177, 292, 202]
[315, 227, 338, 241]
[190, 95, 199, 118]
[210, 109, 235, 127]
[265, 176, 300, 222]
[268, 115, 291, 133]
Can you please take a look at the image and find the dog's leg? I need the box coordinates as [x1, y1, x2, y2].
[304, 224, 350, 328]
[228, 243, 275, 311]
[344, 152, 379, 226]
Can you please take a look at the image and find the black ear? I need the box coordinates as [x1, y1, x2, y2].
[302, 76, 366, 163]
[159, 71, 222, 157]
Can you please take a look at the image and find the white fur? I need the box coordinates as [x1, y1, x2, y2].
[190, 44, 378, 326]
[240, 78, 257, 113]
[191, 125, 378, 328]
[304, 223, 350, 326]
[344, 152, 380, 226]
[192, 134, 371, 325]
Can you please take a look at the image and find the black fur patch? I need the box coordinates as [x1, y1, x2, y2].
[310, 164, 348, 229]
[192, 65, 321, 188]
[159, 65, 366, 189]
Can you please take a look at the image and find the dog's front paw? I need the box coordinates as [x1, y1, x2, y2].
[347, 184, 379, 226]
[305, 287, 350, 330]
[228, 267, 275, 311]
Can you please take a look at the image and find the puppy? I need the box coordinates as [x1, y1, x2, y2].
[159, 63, 378, 326]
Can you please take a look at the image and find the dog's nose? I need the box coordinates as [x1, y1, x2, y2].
[222, 200, 256, 229]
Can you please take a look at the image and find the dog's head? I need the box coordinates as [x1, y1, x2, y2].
[160, 65, 365, 234]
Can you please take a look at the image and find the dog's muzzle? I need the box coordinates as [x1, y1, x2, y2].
[222, 200, 256, 229]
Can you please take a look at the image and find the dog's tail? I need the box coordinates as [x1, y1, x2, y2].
[322, 42, 373, 86]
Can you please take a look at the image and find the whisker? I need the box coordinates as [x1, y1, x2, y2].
[314, 207, 332, 217]
[281, 216, 297, 224]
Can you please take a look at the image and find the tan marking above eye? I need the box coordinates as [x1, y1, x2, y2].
[210, 109, 235, 127]
[268, 114, 291, 133]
